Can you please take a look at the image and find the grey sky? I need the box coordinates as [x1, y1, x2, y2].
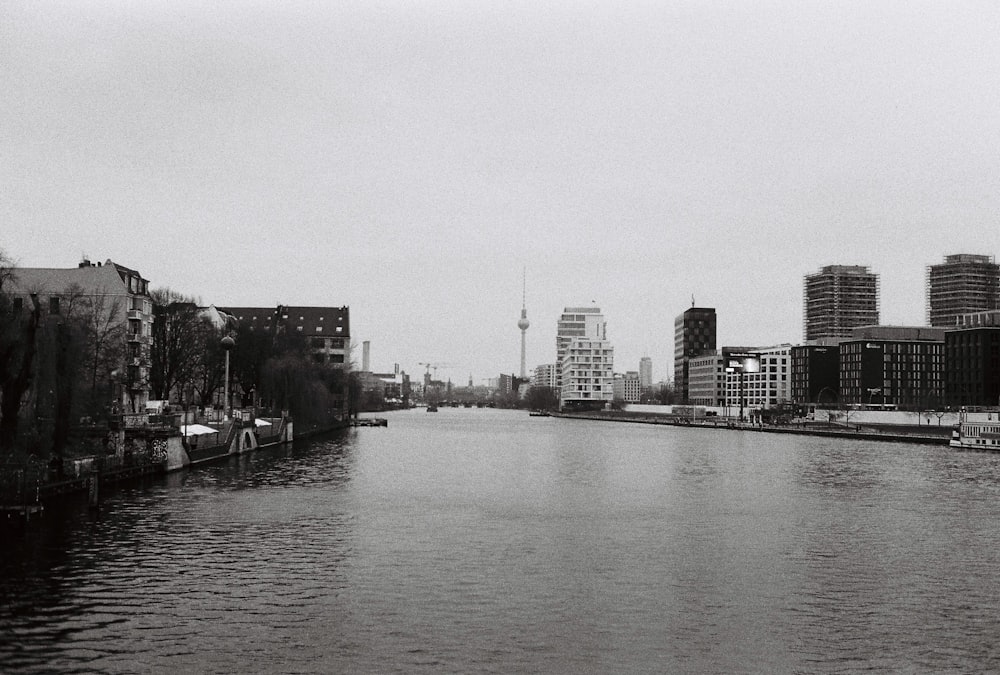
[3, 1, 999, 383]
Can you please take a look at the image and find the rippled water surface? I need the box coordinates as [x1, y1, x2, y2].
[4, 408, 1000, 673]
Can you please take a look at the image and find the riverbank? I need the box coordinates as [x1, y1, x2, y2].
[552, 410, 953, 445]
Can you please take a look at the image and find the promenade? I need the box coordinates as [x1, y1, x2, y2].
[553, 410, 953, 446]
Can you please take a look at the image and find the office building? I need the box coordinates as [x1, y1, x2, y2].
[927, 254, 1000, 327]
[612, 371, 642, 404]
[687, 352, 725, 406]
[723, 345, 793, 411]
[944, 310, 1000, 407]
[674, 307, 716, 403]
[839, 326, 945, 408]
[790, 342, 841, 404]
[804, 265, 879, 340]
[639, 356, 652, 391]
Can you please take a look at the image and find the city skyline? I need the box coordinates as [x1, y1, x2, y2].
[4, 1, 1000, 381]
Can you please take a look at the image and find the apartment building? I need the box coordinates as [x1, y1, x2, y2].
[560, 338, 614, 411]
[927, 254, 1000, 327]
[10, 258, 154, 412]
[804, 265, 879, 340]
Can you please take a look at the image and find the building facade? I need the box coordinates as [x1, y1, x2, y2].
[687, 352, 725, 406]
[804, 265, 879, 340]
[944, 311, 1000, 407]
[560, 338, 614, 411]
[723, 345, 793, 411]
[790, 342, 841, 404]
[639, 356, 652, 391]
[927, 254, 1000, 327]
[612, 371, 642, 404]
[10, 258, 154, 412]
[225, 305, 351, 368]
[556, 307, 606, 388]
[533, 363, 558, 389]
[839, 326, 945, 407]
[674, 307, 717, 403]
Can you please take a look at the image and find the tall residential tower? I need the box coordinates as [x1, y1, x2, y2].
[927, 254, 1000, 327]
[803, 265, 879, 340]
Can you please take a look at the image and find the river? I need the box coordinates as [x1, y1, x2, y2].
[3, 407, 1000, 673]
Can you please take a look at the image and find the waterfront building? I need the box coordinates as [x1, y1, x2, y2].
[790, 341, 841, 405]
[225, 305, 351, 368]
[674, 307, 717, 403]
[639, 356, 652, 391]
[612, 371, 642, 404]
[560, 337, 614, 411]
[723, 345, 793, 411]
[9, 258, 154, 412]
[839, 326, 945, 408]
[556, 307, 606, 388]
[803, 265, 879, 340]
[687, 352, 725, 406]
[927, 254, 1000, 327]
[944, 310, 1000, 407]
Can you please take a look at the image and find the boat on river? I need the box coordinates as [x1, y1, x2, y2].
[950, 410, 1000, 450]
[426, 404, 438, 412]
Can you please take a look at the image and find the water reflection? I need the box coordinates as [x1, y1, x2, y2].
[4, 412, 1000, 672]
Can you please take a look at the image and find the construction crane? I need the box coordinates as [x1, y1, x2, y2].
[418, 362, 453, 380]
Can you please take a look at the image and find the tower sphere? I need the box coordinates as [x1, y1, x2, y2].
[518, 316, 530, 330]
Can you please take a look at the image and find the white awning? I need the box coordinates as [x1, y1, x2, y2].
[182, 424, 220, 437]
[254, 419, 272, 427]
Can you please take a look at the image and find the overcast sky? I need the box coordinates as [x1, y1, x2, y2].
[3, 1, 999, 383]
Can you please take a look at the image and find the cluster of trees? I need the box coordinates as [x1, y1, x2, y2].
[0, 252, 349, 460]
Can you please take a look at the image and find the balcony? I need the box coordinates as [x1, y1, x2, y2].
[127, 309, 144, 321]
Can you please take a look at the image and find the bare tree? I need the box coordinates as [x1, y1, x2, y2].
[150, 289, 214, 404]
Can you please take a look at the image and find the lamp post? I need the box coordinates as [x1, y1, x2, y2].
[221, 335, 235, 421]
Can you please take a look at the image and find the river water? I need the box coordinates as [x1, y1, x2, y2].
[3, 408, 1000, 673]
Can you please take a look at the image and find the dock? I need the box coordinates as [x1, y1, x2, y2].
[351, 418, 388, 427]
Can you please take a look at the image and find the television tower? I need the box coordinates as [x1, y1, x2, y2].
[517, 269, 530, 379]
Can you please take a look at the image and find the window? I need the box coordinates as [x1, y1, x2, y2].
[49, 296, 60, 314]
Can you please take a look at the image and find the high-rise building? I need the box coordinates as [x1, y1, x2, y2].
[556, 307, 606, 387]
[927, 254, 1000, 328]
[639, 356, 652, 391]
[803, 265, 879, 340]
[674, 307, 716, 403]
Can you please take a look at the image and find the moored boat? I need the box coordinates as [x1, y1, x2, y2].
[950, 410, 1000, 450]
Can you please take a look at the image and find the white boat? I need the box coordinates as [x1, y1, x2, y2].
[949, 410, 1000, 450]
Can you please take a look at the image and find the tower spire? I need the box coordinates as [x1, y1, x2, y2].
[517, 268, 530, 379]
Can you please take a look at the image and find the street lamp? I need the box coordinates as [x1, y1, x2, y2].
[867, 387, 882, 410]
[221, 335, 235, 421]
